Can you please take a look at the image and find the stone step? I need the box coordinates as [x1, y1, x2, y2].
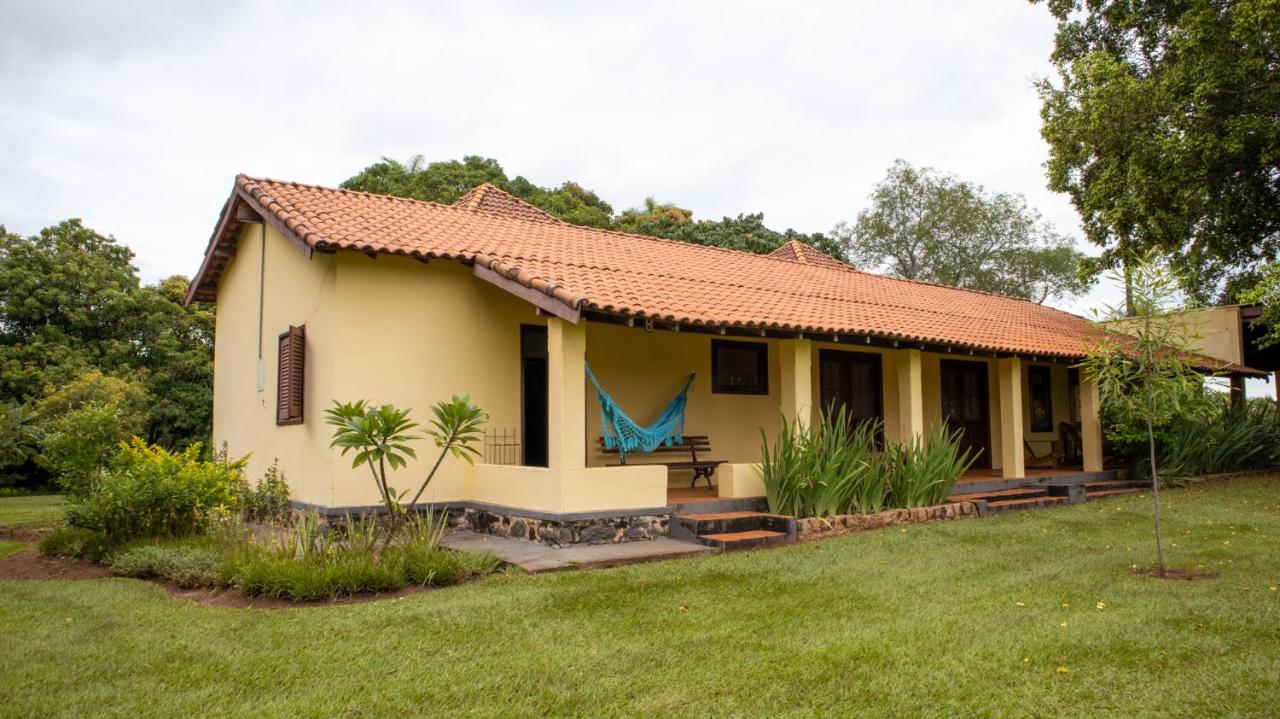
[986, 495, 1070, 513]
[698, 529, 788, 552]
[671, 510, 790, 538]
[1086, 488, 1143, 500]
[1084, 480, 1148, 492]
[948, 487, 1048, 504]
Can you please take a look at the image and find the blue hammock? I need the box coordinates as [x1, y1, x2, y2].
[585, 363, 694, 461]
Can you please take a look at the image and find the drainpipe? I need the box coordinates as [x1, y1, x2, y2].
[256, 223, 266, 391]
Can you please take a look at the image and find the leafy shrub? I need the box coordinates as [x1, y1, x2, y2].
[109, 541, 223, 588]
[41, 403, 125, 497]
[759, 410, 974, 517]
[65, 439, 244, 541]
[230, 545, 405, 601]
[34, 370, 148, 436]
[0, 401, 44, 490]
[38, 526, 112, 563]
[1159, 397, 1280, 478]
[235, 460, 291, 523]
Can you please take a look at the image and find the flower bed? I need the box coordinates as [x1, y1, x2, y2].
[793, 501, 979, 542]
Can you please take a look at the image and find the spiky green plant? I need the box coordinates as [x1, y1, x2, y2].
[885, 424, 975, 508]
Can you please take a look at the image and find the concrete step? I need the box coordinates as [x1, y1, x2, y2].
[671, 511, 791, 538]
[1086, 488, 1143, 501]
[698, 529, 788, 552]
[948, 487, 1048, 504]
[667, 497, 765, 515]
[1084, 480, 1148, 492]
[986, 495, 1070, 513]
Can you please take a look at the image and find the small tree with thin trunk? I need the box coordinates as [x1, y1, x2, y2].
[325, 396, 486, 549]
[1080, 251, 1210, 577]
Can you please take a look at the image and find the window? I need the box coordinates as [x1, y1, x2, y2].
[1027, 365, 1053, 433]
[277, 325, 305, 425]
[711, 340, 768, 394]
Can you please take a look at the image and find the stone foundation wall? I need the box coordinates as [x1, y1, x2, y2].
[448, 508, 669, 547]
[794, 502, 978, 542]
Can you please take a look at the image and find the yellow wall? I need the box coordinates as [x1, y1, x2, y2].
[583, 323, 782, 486]
[329, 254, 538, 506]
[1106, 305, 1242, 365]
[212, 224, 337, 505]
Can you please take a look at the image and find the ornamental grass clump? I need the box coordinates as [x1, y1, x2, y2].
[885, 424, 975, 508]
[759, 407, 888, 518]
[1159, 397, 1280, 479]
[759, 408, 974, 518]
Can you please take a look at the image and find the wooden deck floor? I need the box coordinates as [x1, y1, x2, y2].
[667, 487, 718, 503]
[956, 465, 1127, 485]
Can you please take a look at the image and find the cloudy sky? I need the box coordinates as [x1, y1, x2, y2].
[0, 0, 1133, 319]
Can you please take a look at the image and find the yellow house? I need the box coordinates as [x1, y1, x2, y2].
[187, 175, 1182, 542]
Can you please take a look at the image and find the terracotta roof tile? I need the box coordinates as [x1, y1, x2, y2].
[184, 175, 1262, 372]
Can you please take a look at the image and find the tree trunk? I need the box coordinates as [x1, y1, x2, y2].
[1146, 412, 1166, 577]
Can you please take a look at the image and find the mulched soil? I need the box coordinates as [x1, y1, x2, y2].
[1131, 566, 1219, 581]
[0, 549, 112, 581]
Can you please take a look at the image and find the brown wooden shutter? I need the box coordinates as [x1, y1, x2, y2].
[276, 325, 305, 425]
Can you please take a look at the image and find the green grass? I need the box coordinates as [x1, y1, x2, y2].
[2, 477, 1279, 717]
[0, 539, 27, 558]
[0, 494, 63, 527]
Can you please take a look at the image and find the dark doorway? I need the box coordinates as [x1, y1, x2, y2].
[520, 325, 548, 467]
[818, 350, 883, 436]
[940, 360, 991, 469]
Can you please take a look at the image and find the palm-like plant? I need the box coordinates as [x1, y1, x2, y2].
[325, 396, 486, 547]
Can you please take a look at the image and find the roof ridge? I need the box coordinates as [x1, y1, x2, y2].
[236, 174, 1084, 318]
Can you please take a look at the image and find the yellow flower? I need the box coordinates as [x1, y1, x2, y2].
[1061, 603, 1071, 608]
[1096, 602, 1106, 610]
[1056, 667, 1069, 674]
[1023, 657, 1031, 663]
[1059, 622, 1068, 628]
[1015, 602, 1026, 607]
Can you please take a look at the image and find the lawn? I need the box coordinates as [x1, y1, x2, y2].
[0, 494, 62, 527]
[1, 477, 1278, 718]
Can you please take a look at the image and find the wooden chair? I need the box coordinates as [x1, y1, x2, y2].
[1024, 439, 1060, 469]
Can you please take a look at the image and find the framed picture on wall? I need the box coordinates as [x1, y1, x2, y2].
[1027, 366, 1053, 433]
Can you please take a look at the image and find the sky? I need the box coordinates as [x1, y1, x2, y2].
[0, 0, 1267, 392]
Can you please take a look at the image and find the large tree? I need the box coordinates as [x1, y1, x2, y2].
[342, 155, 615, 228]
[836, 160, 1091, 303]
[1033, 0, 1280, 303]
[0, 220, 139, 400]
[0, 221, 212, 448]
[344, 156, 849, 260]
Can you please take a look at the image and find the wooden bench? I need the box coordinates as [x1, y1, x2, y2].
[598, 435, 725, 489]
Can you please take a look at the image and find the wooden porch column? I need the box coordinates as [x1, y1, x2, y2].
[997, 357, 1025, 478]
[779, 338, 812, 425]
[1080, 374, 1104, 472]
[1229, 374, 1246, 410]
[897, 349, 925, 442]
[547, 316, 586, 472]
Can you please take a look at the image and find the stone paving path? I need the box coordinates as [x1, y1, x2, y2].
[441, 531, 713, 573]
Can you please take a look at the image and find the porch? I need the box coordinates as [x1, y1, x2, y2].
[467, 315, 1110, 518]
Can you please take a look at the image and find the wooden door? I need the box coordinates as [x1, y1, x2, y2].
[940, 360, 991, 469]
[818, 350, 883, 437]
